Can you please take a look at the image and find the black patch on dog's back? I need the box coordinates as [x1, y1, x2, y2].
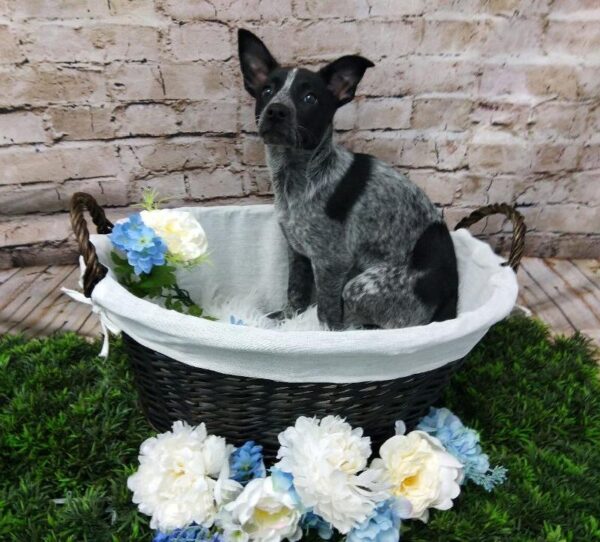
[411, 222, 458, 322]
[325, 153, 371, 222]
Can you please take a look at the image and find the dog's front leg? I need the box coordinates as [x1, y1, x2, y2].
[313, 263, 346, 330]
[268, 248, 313, 320]
[287, 248, 314, 313]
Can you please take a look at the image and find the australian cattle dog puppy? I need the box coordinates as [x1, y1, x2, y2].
[238, 29, 458, 330]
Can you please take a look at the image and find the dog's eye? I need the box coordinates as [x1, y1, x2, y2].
[303, 93, 318, 105]
[261, 86, 273, 98]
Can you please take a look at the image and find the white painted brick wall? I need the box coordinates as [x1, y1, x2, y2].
[0, 0, 599, 267]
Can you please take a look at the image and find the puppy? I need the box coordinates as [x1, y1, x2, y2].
[238, 29, 458, 330]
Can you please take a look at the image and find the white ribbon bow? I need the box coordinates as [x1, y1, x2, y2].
[61, 256, 120, 357]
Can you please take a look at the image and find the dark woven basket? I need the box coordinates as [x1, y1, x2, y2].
[70, 193, 525, 458]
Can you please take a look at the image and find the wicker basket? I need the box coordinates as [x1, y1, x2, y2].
[70, 193, 525, 458]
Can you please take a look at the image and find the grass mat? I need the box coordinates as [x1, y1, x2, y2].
[0, 316, 599, 541]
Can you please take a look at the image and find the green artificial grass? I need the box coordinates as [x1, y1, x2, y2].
[0, 316, 599, 541]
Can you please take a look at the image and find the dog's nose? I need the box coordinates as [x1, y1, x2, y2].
[266, 103, 290, 121]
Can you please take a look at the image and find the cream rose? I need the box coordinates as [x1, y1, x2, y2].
[140, 209, 208, 263]
[224, 475, 302, 542]
[371, 431, 464, 522]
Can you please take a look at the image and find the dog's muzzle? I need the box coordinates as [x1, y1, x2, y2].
[259, 103, 296, 146]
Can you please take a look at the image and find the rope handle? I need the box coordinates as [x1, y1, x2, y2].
[454, 203, 526, 271]
[70, 193, 525, 297]
[70, 192, 114, 297]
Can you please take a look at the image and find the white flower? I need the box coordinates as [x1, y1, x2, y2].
[222, 475, 302, 542]
[140, 209, 208, 263]
[127, 421, 240, 531]
[220, 527, 250, 542]
[371, 430, 464, 522]
[275, 416, 389, 534]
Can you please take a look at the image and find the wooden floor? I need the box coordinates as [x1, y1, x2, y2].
[1, 258, 599, 346]
[518, 258, 600, 346]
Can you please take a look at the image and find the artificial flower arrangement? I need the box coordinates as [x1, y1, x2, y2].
[109, 190, 213, 318]
[128, 408, 507, 542]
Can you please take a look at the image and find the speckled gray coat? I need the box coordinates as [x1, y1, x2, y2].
[237, 28, 457, 330]
[267, 127, 444, 329]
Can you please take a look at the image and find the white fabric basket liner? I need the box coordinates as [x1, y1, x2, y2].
[88, 204, 518, 384]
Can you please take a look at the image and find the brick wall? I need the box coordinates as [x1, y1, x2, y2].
[1, 0, 599, 267]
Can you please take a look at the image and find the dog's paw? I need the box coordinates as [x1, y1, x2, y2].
[317, 305, 345, 331]
[266, 305, 301, 320]
[318, 314, 345, 331]
[266, 309, 286, 320]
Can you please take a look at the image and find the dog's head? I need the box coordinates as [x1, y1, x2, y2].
[238, 29, 373, 150]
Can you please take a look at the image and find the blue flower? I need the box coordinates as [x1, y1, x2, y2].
[152, 525, 223, 542]
[301, 511, 334, 540]
[270, 468, 302, 508]
[110, 213, 167, 275]
[347, 500, 404, 542]
[417, 407, 507, 491]
[230, 441, 266, 485]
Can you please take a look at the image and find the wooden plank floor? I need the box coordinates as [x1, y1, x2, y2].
[0, 265, 95, 338]
[518, 258, 600, 346]
[0, 258, 599, 346]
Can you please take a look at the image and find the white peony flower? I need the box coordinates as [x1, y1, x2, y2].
[220, 527, 250, 542]
[222, 474, 302, 542]
[275, 416, 389, 534]
[140, 209, 208, 263]
[127, 421, 241, 531]
[371, 430, 464, 522]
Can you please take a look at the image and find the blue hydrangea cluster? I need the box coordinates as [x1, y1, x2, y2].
[110, 213, 167, 275]
[229, 440, 266, 485]
[271, 468, 303, 508]
[153, 525, 223, 542]
[417, 407, 507, 491]
[347, 500, 403, 542]
[301, 511, 334, 540]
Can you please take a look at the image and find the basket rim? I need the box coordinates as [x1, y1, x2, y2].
[88, 214, 518, 357]
[68, 199, 522, 383]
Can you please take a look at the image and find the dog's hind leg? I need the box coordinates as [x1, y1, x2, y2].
[344, 221, 459, 329]
[342, 264, 434, 329]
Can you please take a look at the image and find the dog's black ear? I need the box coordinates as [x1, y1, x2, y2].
[238, 29, 279, 97]
[319, 55, 374, 107]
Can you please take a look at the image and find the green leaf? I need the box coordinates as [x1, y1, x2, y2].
[140, 265, 177, 289]
[187, 305, 203, 317]
[166, 252, 211, 267]
[110, 252, 128, 267]
[110, 251, 135, 282]
[119, 265, 176, 299]
[125, 282, 150, 298]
